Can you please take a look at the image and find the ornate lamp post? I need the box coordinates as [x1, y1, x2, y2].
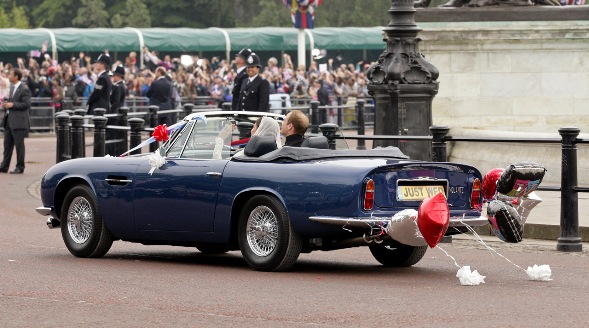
[367, 0, 439, 160]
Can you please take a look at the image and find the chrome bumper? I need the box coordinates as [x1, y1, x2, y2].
[309, 215, 489, 228]
[36, 207, 60, 229]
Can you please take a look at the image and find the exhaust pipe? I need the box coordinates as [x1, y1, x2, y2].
[46, 217, 60, 229]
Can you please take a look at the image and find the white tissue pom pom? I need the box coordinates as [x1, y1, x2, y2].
[456, 266, 486, 286]
[526, 264, 552, 281]
[104, 154, 113, 157]
[147, 149, 166, 175]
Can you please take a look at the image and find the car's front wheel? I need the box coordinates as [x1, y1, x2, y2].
[60, 185, 114, 258]
[238, 195, 302, 271]
[369, 243, 427, 267]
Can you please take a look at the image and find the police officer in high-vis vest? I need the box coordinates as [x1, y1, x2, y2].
[236, 53, 270, 112]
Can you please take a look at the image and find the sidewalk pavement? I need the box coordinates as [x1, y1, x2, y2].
[5, 135, 589, 243]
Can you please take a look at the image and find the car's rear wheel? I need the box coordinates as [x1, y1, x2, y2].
[238, 195, 302, 271]
[369, 243, 427, 267]
[60, 185, 114, 258]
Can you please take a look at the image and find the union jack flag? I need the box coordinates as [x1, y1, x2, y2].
[283, 0, 323, 29]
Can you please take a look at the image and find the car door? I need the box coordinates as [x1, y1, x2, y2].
[132, 118, 231, 233]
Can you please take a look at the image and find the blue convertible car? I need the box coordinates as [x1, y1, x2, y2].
[37, 111, 487, 271]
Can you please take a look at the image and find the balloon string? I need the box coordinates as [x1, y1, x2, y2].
[435, 245, 461, 269]
[458, 216, 526, 273]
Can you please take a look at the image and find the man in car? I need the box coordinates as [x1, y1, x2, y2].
[280, 110, 309, 147]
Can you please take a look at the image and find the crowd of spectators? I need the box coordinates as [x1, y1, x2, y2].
[0, 49, 371, 112]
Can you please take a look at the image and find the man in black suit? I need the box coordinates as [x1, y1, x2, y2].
[237, 53, 270, 112]
[110, 65, 126, 114]
[146, 67, 172, 125]
[231, 48, 251, 111]
[108, 65, 126, 155]
[87, 53, 112, 116]
[1, 68, 31, 174]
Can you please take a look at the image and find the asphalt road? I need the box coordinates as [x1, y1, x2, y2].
[1, 137, 589, 327]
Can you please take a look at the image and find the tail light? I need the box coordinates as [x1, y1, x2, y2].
[470, 178, 482, 209]
[363, 179, 375, 211]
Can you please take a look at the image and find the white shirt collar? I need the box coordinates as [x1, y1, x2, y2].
[237, 66, 245, 74]
[249, 74, 258, 83]
[97, 70, 106, 78]
[13, 81, 21, 93]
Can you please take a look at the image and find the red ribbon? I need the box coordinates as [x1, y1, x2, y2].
[152, 124, 169, 142]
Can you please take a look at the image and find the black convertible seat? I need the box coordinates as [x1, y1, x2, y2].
[244, 135, 278, 157]
[301, 136, 329, 149]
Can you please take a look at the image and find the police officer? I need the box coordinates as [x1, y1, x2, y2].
[107, 65, 126, 155]
[231, 48, 251, 111]
[87, 53, 112, 116]
[110, 65, 126, 114]
[237, 53, 270, 112]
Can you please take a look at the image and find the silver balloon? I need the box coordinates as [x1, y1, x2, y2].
[385, 209, 428, 247]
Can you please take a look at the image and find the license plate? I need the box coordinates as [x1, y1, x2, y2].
[397, 185, 445, 201]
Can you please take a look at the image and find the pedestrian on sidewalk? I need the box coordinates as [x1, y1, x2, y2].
[0, 68, 31, 174]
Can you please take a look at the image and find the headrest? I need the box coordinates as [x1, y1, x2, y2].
[244, 135, 278, 157]
[301, 136, 329, 149]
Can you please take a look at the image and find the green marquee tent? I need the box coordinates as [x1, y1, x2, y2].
[0, 26, 386, 61]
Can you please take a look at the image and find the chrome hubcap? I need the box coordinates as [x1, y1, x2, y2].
[67, 196, 93, 244]
[246, 206, 278, 257]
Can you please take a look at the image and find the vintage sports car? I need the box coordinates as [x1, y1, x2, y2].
[36, 111, 487, 271]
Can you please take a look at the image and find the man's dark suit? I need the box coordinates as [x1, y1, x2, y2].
[236, 76, 270, 112]
[107, 80, 126, 155]
[1, 83, 31, 172]
[87, 71, 112, 115]
[146, 77, 172, 125]
[231, 67, 247, 110]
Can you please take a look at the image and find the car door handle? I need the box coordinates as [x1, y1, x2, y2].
[206, 172, 222, 177]
[105, 178, 133, 185]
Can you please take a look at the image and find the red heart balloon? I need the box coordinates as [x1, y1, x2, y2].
[482, 168, 504, 200]
[417, 192, 450, 248]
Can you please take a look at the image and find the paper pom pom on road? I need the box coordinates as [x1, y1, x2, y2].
[456, 266, 486, 286]
[526, 264, 552, 281]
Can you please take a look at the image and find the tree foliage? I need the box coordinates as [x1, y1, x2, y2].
[111, 0, 151, 28]
[2, 0, 398, 29]
[73, 0, 110, 28]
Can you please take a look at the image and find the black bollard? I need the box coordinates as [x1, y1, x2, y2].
[92, 116, 107, 157]
[183, 103, 194, 119]
[222, 102, 232, 111]
[557, 127, 582, 252]
[128, 118, 145, 155]
[148, 105, 159, 152]
[356, 100, 366, 150]
[55, 114, 71, 163]
[430, 125, 450, 162]
[337, 107, 343, 128]
[70, 115, 85, 159]
[148, 105, 159, 127]
[74, 108, 87, 117]
[119, 107, 129, 126]
[319, 123, 339, 150]
[320, 105, 327, 126]
[62, 109, 74, 116]
[310, 101, 319, 134]
[93, 108, 106, 117]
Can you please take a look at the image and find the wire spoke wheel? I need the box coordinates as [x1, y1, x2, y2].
[67, 196, 94, 244]
[246, 206, 279, 257]
[61, 185, 114, 258]
[238, 195, 302, 271]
